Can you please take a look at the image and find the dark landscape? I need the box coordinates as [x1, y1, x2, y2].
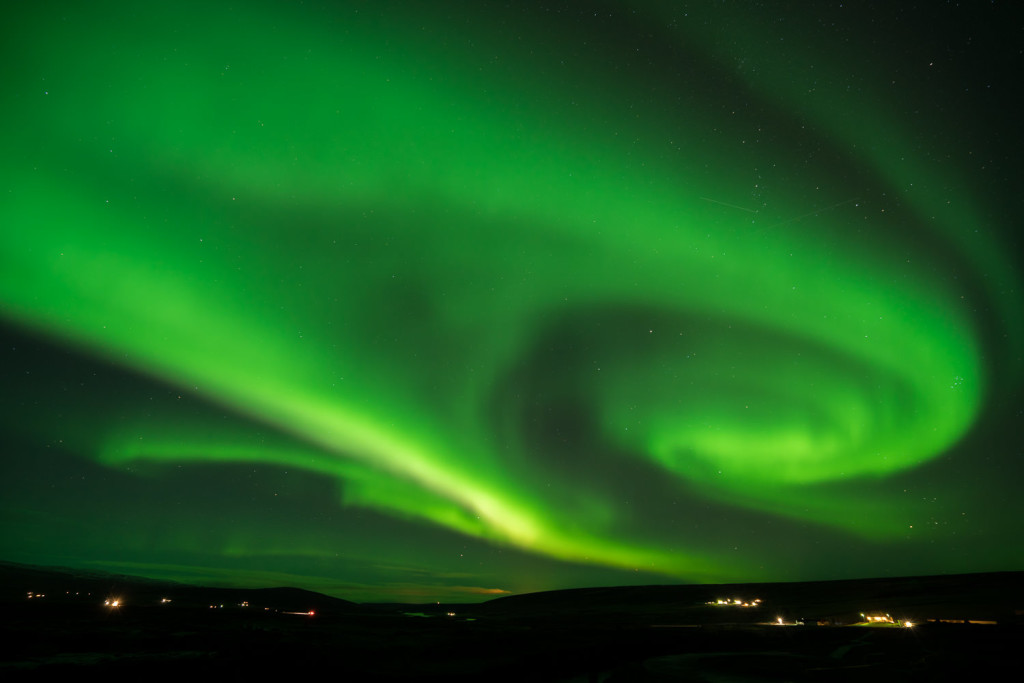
[3, 562, 1020, 681]
[3, 3, 1023, 681]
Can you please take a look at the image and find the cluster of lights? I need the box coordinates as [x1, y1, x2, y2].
[859, 613, 918, 627]
[28, 591, 104, 600]
[24, 589, 332, 620]
[863, 613, 894, 623]
[709, 598, 762, 607]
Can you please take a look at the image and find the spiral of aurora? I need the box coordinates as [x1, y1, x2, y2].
[1, 1, 1020, 600]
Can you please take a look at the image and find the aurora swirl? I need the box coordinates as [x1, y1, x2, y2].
[1, 1, 1020, 601]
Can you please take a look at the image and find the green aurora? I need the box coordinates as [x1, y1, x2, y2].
[2, 1, 1021, 601]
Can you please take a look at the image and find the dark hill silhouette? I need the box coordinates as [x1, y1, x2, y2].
[475, 571, 1024, 624]
[0, 560, 358, 615]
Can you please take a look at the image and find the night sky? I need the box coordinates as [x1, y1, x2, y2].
[2, 1, 1021, 603]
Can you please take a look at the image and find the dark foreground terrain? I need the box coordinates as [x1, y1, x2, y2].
[2, 563, 1021, 681]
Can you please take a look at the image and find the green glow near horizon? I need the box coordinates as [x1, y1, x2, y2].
[1, 1, 1018, 594]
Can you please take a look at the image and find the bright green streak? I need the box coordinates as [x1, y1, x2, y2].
[0, 1, 1013, 585]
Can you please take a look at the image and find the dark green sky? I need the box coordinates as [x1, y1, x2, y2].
[2, 1, 1021, 602]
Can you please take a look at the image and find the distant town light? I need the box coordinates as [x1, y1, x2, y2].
[709, 597, 762, 607]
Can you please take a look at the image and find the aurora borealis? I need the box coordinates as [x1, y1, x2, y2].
[1, 1, 1021, 602]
